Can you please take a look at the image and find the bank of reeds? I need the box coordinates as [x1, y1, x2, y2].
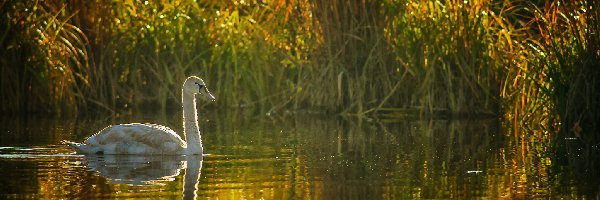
[493, 0, 599, 190]
[495, 0, 599, 136]
[300, 0, 503, 116]
[1, 0, 598, 132]
[380, 0, 501, 115]
[1, 1, 92, 114]
[533, 0, 599, 186]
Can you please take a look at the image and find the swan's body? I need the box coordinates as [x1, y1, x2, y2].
[65, 76, 215, 155]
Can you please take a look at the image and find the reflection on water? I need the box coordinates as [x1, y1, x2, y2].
[0, 111, 598, 198]
[81, 155, 201, 188]
[84, 154, 203, 200]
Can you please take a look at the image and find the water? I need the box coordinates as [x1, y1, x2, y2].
[0, 111, 597, 199]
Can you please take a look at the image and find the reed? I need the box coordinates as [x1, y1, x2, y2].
[2, 0, 598, 196]
[532, 0, 599, 182]
[385, 0, 502, 116]
[300, 0, 507, 117]
[499, 0, 599, 135]
[77, 0, 214, 112]
[537, 1, 600, 139]
[71, 0, 303, 113]
[0, 0, 598, 131]
[0, 0, 92, 114]
[495, 1, 600, 192]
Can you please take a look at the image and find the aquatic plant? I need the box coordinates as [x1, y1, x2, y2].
[0, 0, 598, 134]
[0, 0, 92, 114]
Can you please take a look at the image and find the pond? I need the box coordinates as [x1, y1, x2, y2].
[0, 110, 597, 199]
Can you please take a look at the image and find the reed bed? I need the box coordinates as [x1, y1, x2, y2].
[1, 1, 92, 114]
[2, 0, 598, 195]
[1, 0, 598, 134]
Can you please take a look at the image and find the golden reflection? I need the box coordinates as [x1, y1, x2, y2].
[0, 113, 598, 198]
[82, 155, 190, 185]
[33, 153, 203, 199]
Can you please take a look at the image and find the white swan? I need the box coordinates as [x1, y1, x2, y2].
[64, 76, 215, 155]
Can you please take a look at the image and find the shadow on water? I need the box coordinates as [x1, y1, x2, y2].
[556, 137, 600, 197]
[0, 110, 598, 198]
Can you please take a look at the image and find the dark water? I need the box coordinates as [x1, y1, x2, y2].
[0, 110, 597, 199]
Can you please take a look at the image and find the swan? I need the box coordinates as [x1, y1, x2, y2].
[64, 76, 215, 155]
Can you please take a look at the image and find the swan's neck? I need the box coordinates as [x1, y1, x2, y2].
[182, 93, 202, 154]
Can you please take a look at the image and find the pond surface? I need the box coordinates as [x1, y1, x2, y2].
[0, 110, 597, 199]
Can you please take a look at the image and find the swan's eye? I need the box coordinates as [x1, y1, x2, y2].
[194, 82, 204, 90]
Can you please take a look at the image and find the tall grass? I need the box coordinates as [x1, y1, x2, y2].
[385, 0, 501, 116]
[72, 0, 214, 112]
[1, 0, 598, 130]
[1, 0, 92, 114]
[2, 0, 598, 195]
[532, 0, 599, 185]
[534, 1, 600, 139]
[302, 0, 520, 117]
[496, 0, 600, 191]
[496, 0, 599, 137]
[199, 2, 297, 110]
[304, 0, 390, 113]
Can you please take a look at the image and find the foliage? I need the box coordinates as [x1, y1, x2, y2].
[0, 1, 91, 114]
[1, 0, 599, 197]
[0, 0, 598, 134]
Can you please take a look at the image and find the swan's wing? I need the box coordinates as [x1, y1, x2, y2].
[85, 123, 186, 154]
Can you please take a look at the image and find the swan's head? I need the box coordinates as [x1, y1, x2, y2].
[183, 76, 215, 101]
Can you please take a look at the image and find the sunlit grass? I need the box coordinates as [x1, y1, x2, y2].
[1, 0, 598, 136]
[0, 1, 92, 114]
[1, 1, 599, 198]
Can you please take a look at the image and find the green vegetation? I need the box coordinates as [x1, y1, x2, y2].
[1, 0, 598, 134]
[1, 0, 598, 196]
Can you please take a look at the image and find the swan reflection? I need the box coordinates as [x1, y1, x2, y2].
[82, 155, 203, 198]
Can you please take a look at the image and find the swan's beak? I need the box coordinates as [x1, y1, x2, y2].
[203, 88, 216, 101]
